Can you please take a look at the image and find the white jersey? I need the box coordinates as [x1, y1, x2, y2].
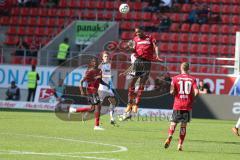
[98, 62, 113, 91]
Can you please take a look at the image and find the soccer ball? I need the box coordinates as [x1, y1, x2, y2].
[119, 3, 130, 14]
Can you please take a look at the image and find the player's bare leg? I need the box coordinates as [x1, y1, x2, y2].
[178, 123, 187, 151]
[108, 97, 117, 125]
[164, 122, 177, 149]
[94, 104, 104, 130]
[134, 76, 148, 113]
[232, 117, 240, 136]
[119, 77, 138, 121]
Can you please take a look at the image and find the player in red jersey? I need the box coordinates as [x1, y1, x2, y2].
[164, 62, 199, 151]
[120, 27, 161, 120]
[69, 58, 109, 131]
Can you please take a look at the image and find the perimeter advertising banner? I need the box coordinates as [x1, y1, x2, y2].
[75, 21, 109, 45]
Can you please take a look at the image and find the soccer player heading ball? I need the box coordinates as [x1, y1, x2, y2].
[164, 62, 199, 151]
[119, 27, 161, 121]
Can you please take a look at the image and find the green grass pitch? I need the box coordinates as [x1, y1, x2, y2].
[0, 110, 239, 160]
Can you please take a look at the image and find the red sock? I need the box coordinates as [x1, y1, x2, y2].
[95, 112, 100, 126]
[168, 124, 176, 136]
[76, 107, 91, 112]
[179, 126, 186, 145]
[128, 86, 135, 102]
[135, 86, 144, 104]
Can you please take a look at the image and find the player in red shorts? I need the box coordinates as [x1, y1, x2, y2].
[120, 27, 161, 120]
[69, 58, 109, 131]
[164, 62, 199, 151]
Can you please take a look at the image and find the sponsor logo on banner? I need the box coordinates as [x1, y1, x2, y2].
[34, 86, 56, 103]
[229, 77, 240, 96]
[232, 102, 240, 114]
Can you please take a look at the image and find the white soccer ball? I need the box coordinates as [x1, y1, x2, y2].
[119, 3, 130, 14]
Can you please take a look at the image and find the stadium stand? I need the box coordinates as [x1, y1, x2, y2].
[0, 0, 239, 74]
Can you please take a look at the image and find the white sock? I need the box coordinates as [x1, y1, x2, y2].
[110, 111, 114, 121]
[236, 117, 240, 128]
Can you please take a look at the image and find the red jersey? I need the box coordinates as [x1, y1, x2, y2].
[133, 34, 156, 61]
[84, 68, 102, 94]
[171, 73, 198, 111]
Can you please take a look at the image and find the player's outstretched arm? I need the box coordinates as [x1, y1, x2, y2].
[153, 42, 161, 60]
[79, 79, 86, 95]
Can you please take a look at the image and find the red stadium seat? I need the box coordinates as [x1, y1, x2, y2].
[20, 7, 29, 16]
[200, 34, 208, 43]
[37, 17, 48, 27]
[180, 33, 188, 42]
[11, 56, 22, 64]
[170, 33, 178, 42]
[121, 32, 133, 40]
[221, 15, 230, 24]
[38, 8, 48, 17]
[7, 27, 17, 35]
[160, 43, 169, 52]
[190, 24, 200, 32]
[190, 34, 199, 43]
[211, 4, 220, 13]
[170, 13, 180, 22]
[82, 11, 96, 20]
[9, 16, 18, 25]
[95, 1, 105, 10]
[0, 16, 9, 25]
[222, 5, 231, 14]
[28, 17, 38, 26]
[169, 64, 178, 72]
[179, 43, 188, 53]
[120, 22, 132, 30]
[231, 25, 239, 34]
[47, 18, 57, 27]
[210, 45, 218, 55]
[160, 33, 169, 42]
[18, 26, 26, 36]
[189, 44, 198, 53]
[105, 1, 115, 10]
[232, 5, 240, 14]
[199, 45, 208, 54]
[132, 12, 142, 21]
[25, 27, 35, 36]
[220, 35, 229, 44]
[11, 7, 20, 16]
[142, 12, 151, 20]
[133, 2, 144, 10]
[210, 24, 219, 33]
[59, 0, 68, 8]
[169, 43, 178, 53]
[18, 17, 28, 26]
[220, 45, 229, 54]
[209, 34, 218, 44]
[180, 23, 190, 32]
[181, 3, 191, 12]
[170, 23, 179, 32]
[85, 1, 96, 9]
[199, 66, 208, 73]
[232, 16, 240, 24]
[200, 24, 210, 33]
[4, 36, 18, 45]
[221, 25, 230, 34]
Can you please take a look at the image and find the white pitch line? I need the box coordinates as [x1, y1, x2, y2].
[0, 150, 119, 160]
[0, 132, 128, 160]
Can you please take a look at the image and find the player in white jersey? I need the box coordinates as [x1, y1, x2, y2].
[232, 117, 240, 136]
[98, 51, 117, 125]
